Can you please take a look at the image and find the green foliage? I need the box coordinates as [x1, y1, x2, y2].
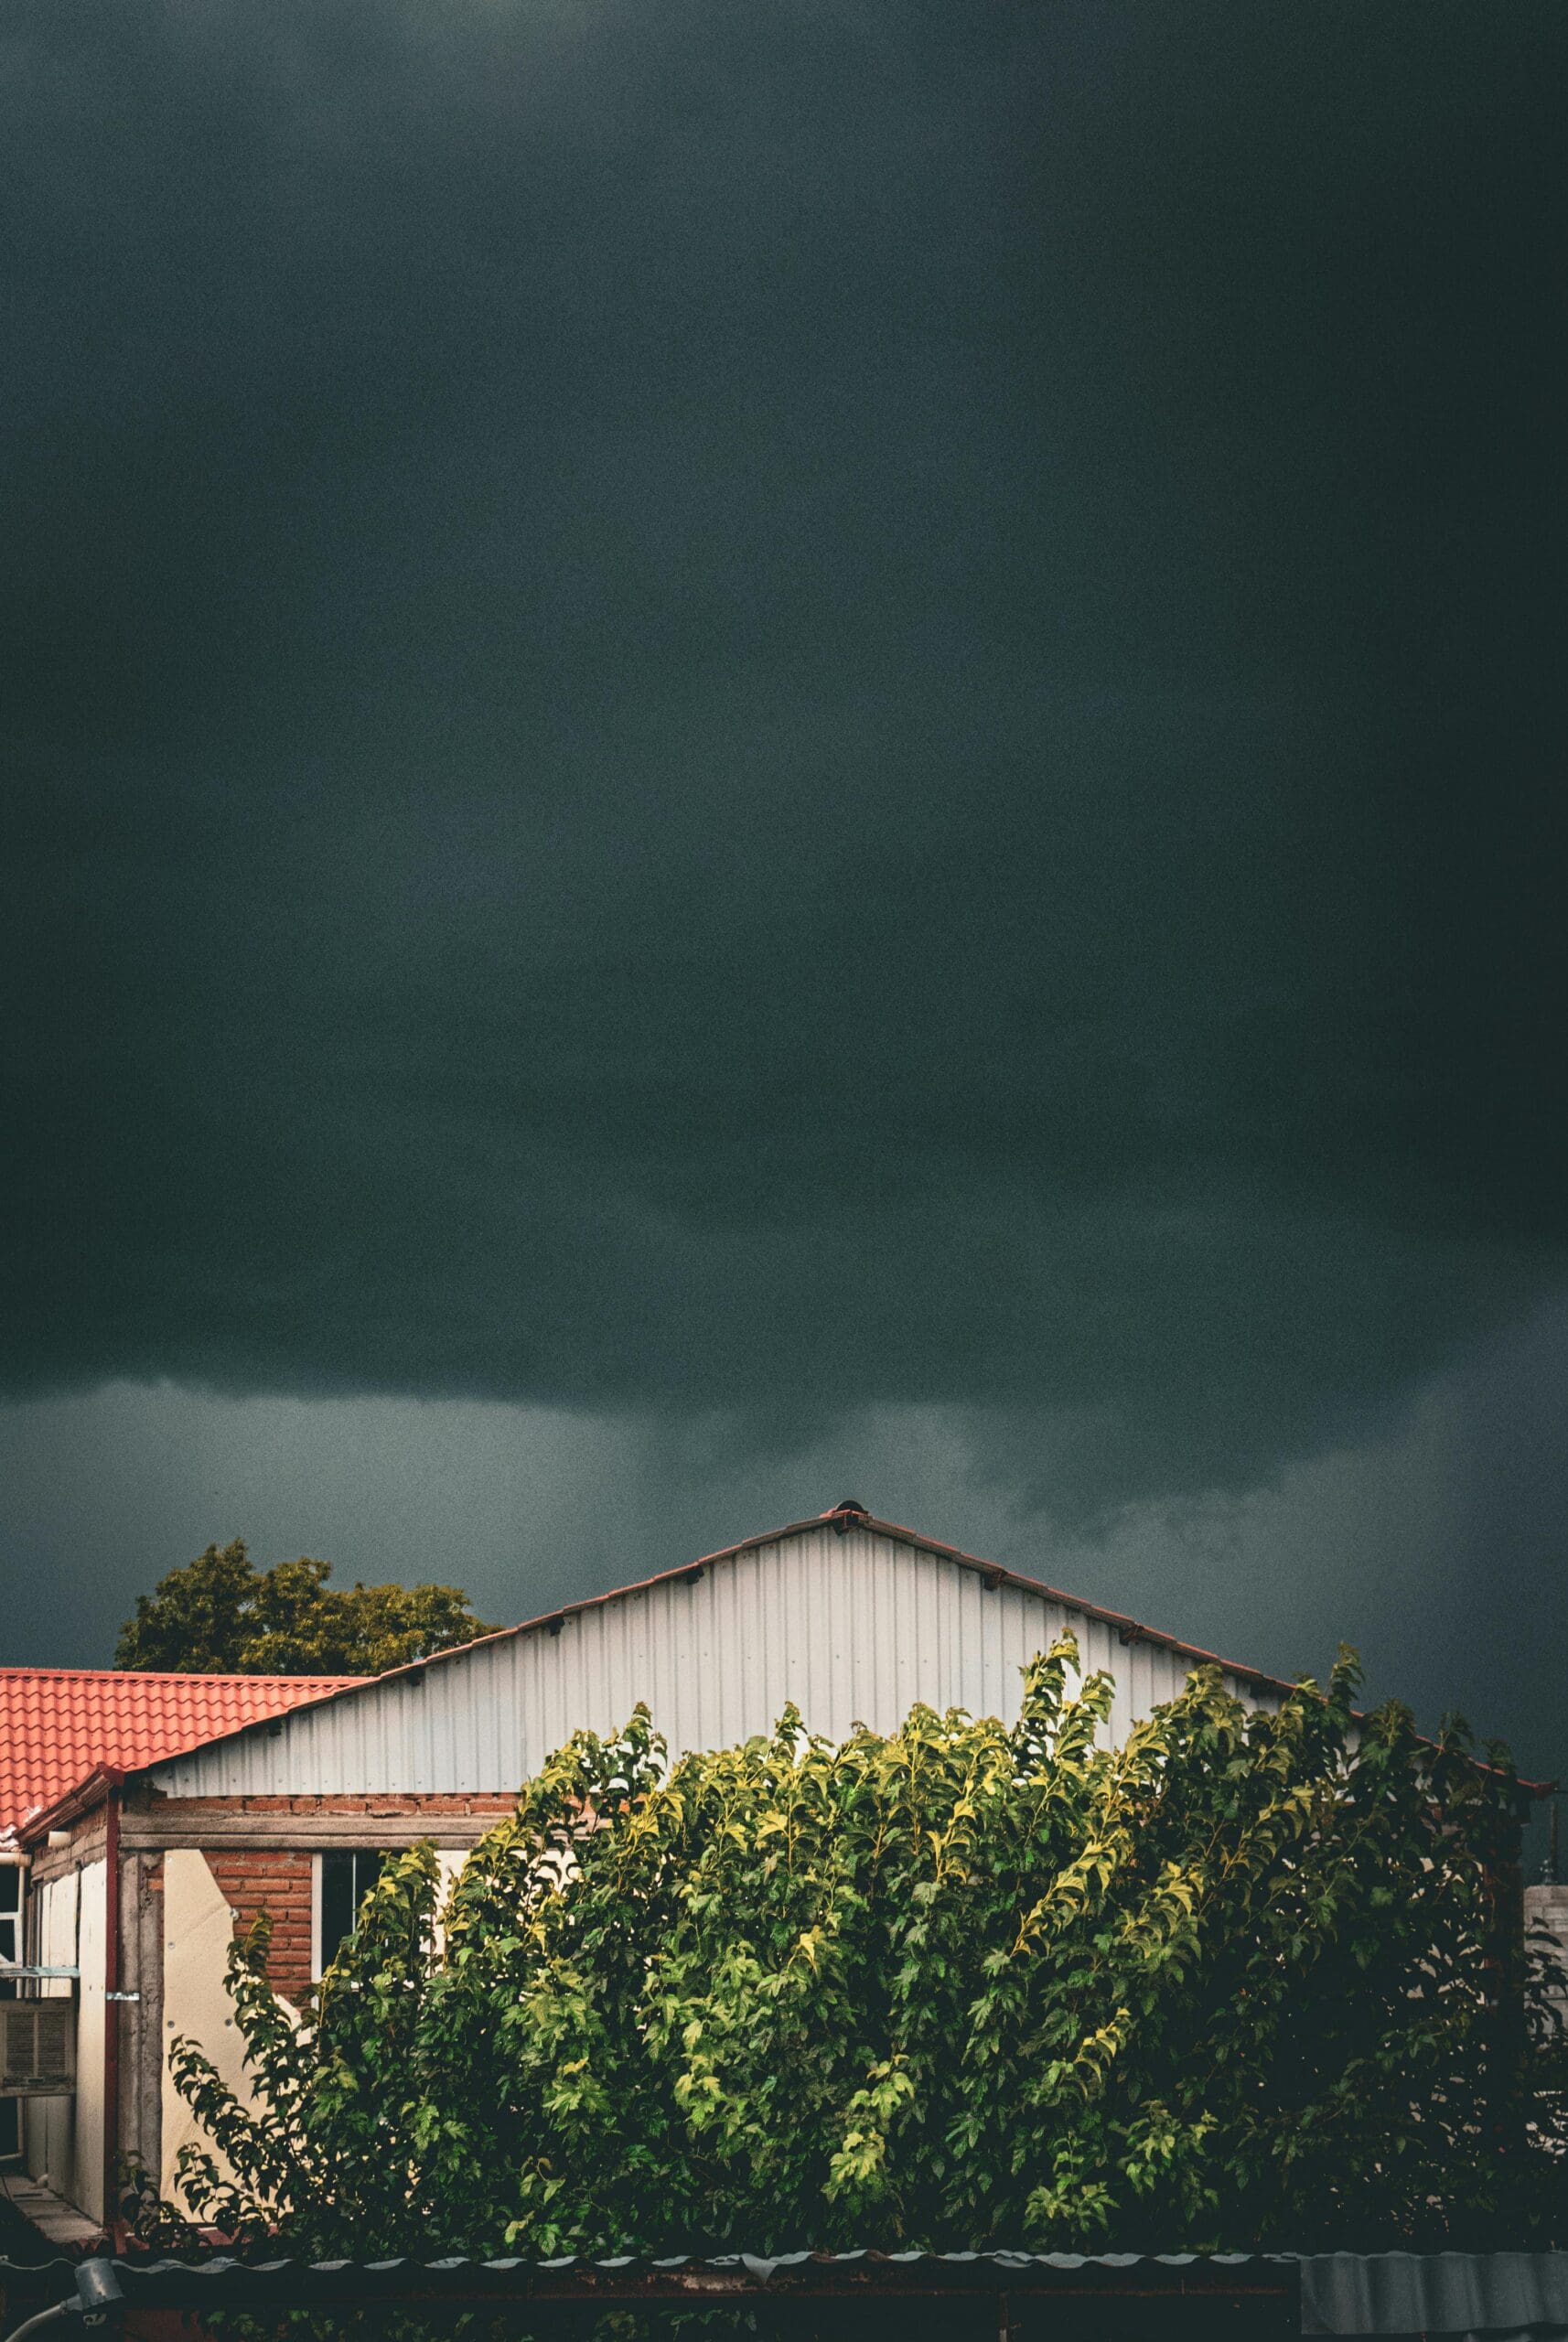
[114, 1538, 498, 1675]
[159, 1643, 1568, 2256]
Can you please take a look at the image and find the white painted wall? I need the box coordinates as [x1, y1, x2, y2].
[23, 1868, 79, 2207]
[432, 1848, 467, 1957]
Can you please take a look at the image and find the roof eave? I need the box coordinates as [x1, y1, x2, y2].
[18, 1765, 128, 1846]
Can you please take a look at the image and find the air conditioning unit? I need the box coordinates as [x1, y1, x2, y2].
[0, 2001, 76, 2096]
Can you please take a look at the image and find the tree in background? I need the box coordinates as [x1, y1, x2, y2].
[157, 1642, 1567, 2257]
[114, 1538, 498, 1675]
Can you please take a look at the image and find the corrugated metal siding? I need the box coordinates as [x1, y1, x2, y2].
[151, 1523, 1274, 1799]
[1299, 2251, 1568, 2337]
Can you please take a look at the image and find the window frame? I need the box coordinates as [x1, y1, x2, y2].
[311, 1848, 385, 1982]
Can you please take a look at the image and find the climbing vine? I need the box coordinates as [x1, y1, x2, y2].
[158, 1642, 1567, 2256]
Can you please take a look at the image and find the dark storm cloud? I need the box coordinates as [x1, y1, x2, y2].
[3, 0, 1563, 1512]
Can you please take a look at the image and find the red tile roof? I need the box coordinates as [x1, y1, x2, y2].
[0, 1669, 366, 1837]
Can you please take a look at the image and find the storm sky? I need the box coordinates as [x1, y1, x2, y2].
[2, 4, 1563, 1804]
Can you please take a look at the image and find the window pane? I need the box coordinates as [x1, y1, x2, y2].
[318, 1850, 387, 1974]
[350, 1851, 384, 1912]
[1, 1879, 17, 2001]
[318, 1853, 357, 1973]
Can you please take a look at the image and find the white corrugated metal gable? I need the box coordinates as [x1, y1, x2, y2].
[148, 1508, 1289, 1800]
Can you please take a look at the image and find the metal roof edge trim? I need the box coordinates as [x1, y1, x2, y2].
[0, 2248, 1304, 2294]
[6, 2249, 1566, 2327]
[2, 2251, 1301, 2270]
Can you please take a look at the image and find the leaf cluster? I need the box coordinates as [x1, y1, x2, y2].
[158, 1644, 1568, 2256]
[114, 1538, 497, 1675]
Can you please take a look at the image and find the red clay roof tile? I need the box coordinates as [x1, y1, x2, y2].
[0, 1669, 365, 1835]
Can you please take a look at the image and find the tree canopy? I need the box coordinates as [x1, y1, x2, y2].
[114, 1538, 497, 1676]
[157, 1641, 1567, 2258]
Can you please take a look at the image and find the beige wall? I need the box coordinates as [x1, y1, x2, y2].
[159, 1848, 302, 2208]
[72, 1861, 106, 2219]
[157, 1844, 471, 2204]
[1527, 1883, 1568, 2019]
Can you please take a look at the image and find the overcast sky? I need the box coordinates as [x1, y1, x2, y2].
[2, 3, 1563, 1814]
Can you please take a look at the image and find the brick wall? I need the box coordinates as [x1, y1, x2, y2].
[208, 1850, 316, 2002]
[151, 1793, 518, 1820]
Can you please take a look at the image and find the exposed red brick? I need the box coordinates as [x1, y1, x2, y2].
[208, 1850, 317, 2002]
[138, 1790, 514, 1820]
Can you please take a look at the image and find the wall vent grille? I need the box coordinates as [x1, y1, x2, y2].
[0, 2000, 75, 2096]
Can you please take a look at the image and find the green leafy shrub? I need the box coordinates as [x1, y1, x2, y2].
[160, 1641, 1567, 2256]
[116, 1538, 496, 1674]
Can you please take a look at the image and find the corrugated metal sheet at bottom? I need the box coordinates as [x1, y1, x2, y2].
[7, 2250, 1564, 2333]
[1299, 2251, 1568, 2337]
[0, 2247, 1302, 2307]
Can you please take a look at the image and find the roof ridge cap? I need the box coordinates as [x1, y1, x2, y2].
[0, 1667, 371, 1681]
